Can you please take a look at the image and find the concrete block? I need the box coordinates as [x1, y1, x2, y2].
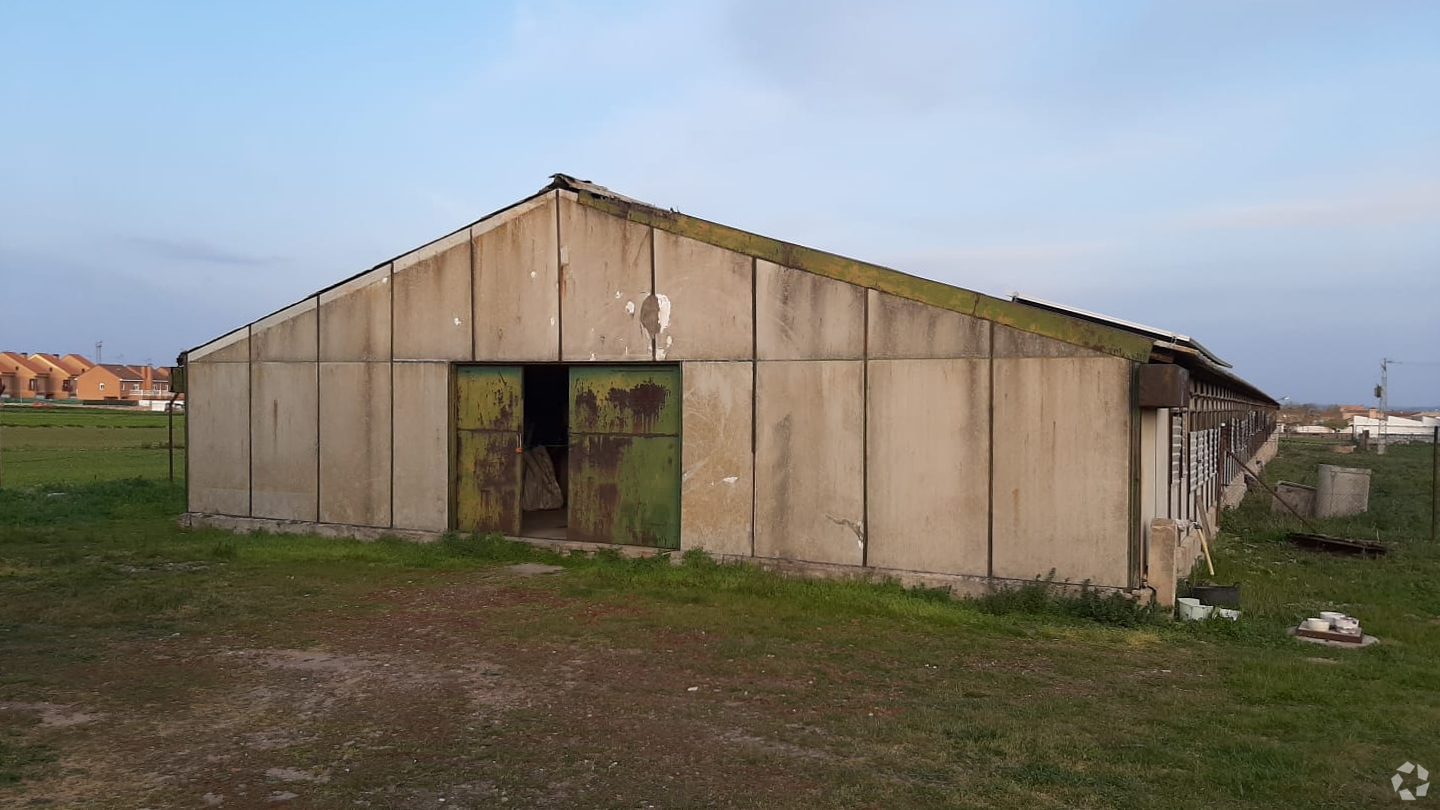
[187, 361, 249, 515]
[1315, 464, 1371, 518]
[392, 231, 472, 360]
[473, 194, 559, 361]
[250, 362, 318, 521]
[653, 231, 753, 360]
[754, 360, 864, 566]
[866, 359, 990, 576]
[680, 361, 754, 557]
[1271, 481, 1316, 518]
[991, 355, 1133, 587]
[319, 362, 391, 527]
[559, 195, 653, 361]
[1147, 518, 1180, 607]
[391, 361, 449, 531]
[250, 299, 317, 362]
[993, 323, 1105, 358]
[756, 261, 864, 360]
[866, 291, 989, 359]
[320, 265, 391, 362]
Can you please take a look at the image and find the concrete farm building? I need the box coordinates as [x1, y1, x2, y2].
[179, 175, 1277, 600]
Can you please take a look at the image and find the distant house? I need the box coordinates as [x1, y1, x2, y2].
[1349, 413, 1439, 440]
[26, 353, 85, 398]
[73, 363, 173, 401]
[74, 364, 144, 400]
[1291, 425, 1335, 435]
[0, 352, 50, 398]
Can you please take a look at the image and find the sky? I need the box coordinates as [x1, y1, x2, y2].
[1, 0, 1437, 405]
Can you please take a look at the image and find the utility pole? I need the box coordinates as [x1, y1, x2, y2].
[1377, 358, 1390, 456]
[95, 341, 103, 364]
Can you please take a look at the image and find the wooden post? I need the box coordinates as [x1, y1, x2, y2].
[1432, 426, 1438, 543]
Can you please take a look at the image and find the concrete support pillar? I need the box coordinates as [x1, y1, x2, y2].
[1147, 518, 1181, 607]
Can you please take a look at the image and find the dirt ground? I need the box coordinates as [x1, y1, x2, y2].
[1, 566, 928, 809]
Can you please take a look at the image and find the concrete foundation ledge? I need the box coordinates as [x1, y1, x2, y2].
[179, 512, 1132, 600]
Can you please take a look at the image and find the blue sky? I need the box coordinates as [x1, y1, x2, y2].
[2, 1, 1437, 404]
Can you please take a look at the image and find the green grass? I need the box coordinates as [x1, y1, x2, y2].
[0, 419, 1437, 808]
[0, 405, 185, 486]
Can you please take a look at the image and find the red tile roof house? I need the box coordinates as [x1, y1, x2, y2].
[74, 364, 146, 401]
[26, 353, 85, 399]
[0, 351, 51, 399]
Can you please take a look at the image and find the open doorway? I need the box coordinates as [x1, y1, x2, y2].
[520, 365, 569, 539]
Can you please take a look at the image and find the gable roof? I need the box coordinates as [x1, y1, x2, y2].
[181, 173, 1268, 404]
[61, 353, 95, 371]
[83, 363, 144, 381]
[0, 352, 49, 376]
[29, 353, 87, 376]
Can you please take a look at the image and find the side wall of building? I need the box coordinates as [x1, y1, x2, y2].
[187, 190, 1140, 589]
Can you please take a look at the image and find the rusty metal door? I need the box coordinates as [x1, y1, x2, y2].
[568, 366, 681, 548]
[453, 365, 523, 535]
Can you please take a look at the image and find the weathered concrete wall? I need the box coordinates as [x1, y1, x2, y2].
[189, 329, 249, 363]
[393, 231, 472, 361]
[866, 359, 990, 576]
[251, 299, 317, 362]
[391, 361, 449, 531]
[867, 291, 989, 359]
[187, 360, 250, 516]
[473, 194, 559, 361]
[756, 261, 864, 360]
[991, 354, 1133, 587]
[319, 362, 391, 526]
[653, 231, 753, 360]
[754, 360, 865, 566]
[320, 266, 391, 362]
[679, 361, 754, 557]
[250, 362, 318, 521]
[558, 195, 653, 361]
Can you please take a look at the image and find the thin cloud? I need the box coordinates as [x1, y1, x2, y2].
[1175, 182, 1440, 231]
[121, 235, 286, 266]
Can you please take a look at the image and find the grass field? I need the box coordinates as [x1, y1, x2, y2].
[0, 405, 185, 486]
[0, 415, 1437, 808]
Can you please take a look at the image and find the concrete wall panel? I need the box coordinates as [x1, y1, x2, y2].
[251, 299, 317, 362]
[319, 362, 391, 527]
[188, 361, 250, 515]
[320, 266, 391, 362]
[190, 329, 249, 363]
[756, 261, 864, 360]
[250, 362, 318, 521]
[473, 194, 559, 361]
[653, 231, 752, 360]
[559, 196, 652, 361]
[868, 291, 989, 359]
[754, 360, 864, 566]
[866, 359, 990, 575]
[393, 231, 472, 361]
[991, 356, 1133, 586]
[993, 323, 1105, 358]
[680, 361, 754, 556]
[392, 361, 450, 531]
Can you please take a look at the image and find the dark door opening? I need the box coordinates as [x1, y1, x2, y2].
[520, 365, 570, 539]
[453, 362, 680, 547]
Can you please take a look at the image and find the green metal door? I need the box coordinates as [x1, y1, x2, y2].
[569, 366, 681, 548]
[453, 365, 523, 535]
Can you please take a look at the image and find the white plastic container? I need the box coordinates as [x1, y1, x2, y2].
[1177, 598, 1214, 621]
